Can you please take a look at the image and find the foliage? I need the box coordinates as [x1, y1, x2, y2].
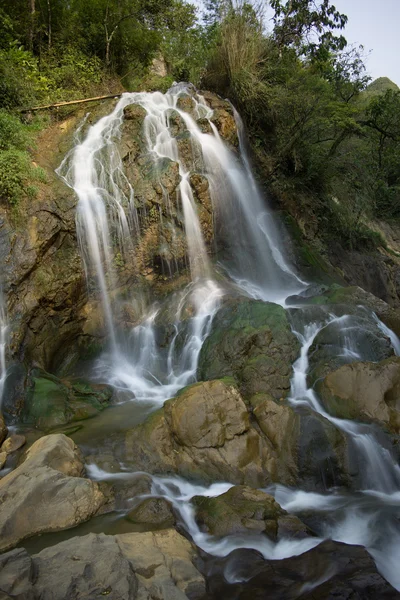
[0, 149, 46, 206]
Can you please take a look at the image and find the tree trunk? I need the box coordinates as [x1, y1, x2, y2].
[47, 0, 52, 50]
[28, 0, 36, 51]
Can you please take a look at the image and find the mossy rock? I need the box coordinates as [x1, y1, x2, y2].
[198, 298, 300, 400]
[126, 498, 175, 529]
[192, 485, 309, 540]
[23, 369, 113, 430]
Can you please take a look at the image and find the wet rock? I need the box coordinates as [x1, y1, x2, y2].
[250, 393, 299, 481]
[308, 284, 400, 337]
[198, 299, 300, 400]
[0, 433, 26, 454]
[207, 540, 397, 599]
[123, 104, 147, 122]
[193, 486, 287, 539]
[318, 356, 400, 431]
[0, 411, 7, 444]
[125, 379, 278, 486]
[0, 530, 206, 600]
[210, 108, 238, 148]
[0, 434, 106, 551]
[23, 368, 113, 430]
[297, 412, 351, 491]
[126, 497, 175, 528]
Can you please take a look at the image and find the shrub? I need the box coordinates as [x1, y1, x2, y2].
[0, 149, 45, 206]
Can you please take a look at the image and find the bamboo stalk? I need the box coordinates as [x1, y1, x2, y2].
[20, 94, 122, 112]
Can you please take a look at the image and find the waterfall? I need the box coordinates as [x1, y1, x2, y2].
[59, 86, 400, 591]
[57, 85, 304, 403]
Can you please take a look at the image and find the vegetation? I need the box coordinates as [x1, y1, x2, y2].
[0, 0, 399, 250]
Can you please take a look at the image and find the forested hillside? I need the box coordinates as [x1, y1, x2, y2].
[1, 0, 399, 250]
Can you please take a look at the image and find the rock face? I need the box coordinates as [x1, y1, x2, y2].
[0, 434, 106, 551]
[318, 356, 400, 430]
[198, 299, 300, 400]
[123, 378, 353, 488]
[207, 540, 397, 599]
[0, 530, 206, 600]
[125, 379, 277, 486]
[192, 485, 310, 540]
[1, 89, 239, 418]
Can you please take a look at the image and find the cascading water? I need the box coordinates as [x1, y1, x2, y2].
[57, 84, 303, 403]
[57, 85, 400, 592]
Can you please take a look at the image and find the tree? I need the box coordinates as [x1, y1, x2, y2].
[270, 0, 347, 58]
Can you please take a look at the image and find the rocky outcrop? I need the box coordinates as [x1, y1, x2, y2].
[123, 378, 354, 489]
[192, 485, 310, 540]
[0, 434, 106, 551]
[125, 379, 277, 487]
[0, 529, 206, 600]
[318, 356, 400, 430]
[1, 89, 238, 418]
[198, 299, 300, 400]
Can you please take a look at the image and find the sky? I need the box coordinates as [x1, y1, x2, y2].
[263, 0, 400, 86]
[332, 0, 400, 86]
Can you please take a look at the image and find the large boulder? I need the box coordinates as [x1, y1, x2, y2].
[198, 299, 300, 400]
[318, 356, 400, 430]
[0, 530, 206, 600]
[0, 434, 106, 551]
[192, 485, 310, 540]
[125, 379, 296, 487]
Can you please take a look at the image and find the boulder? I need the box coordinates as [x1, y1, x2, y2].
[0, 434, 106, 551]
[249, 393, 299, 481]
[0, 530, 206, 600]
[318, 356, 400, 430]
[125, 379, 287, 487]
[126, 497, 175, 528]
[23, 369, 114, 430]
[192, 485, 310, 540]
[198, 299, 300, 400]
[0, 434, 26, 454]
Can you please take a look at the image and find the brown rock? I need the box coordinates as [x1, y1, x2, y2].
[125, 380, 276, 487]
[0, 434, 106, 551]
[1, 434, 26, 454]
[0, 529, 206, 600]
[318, 356, 400, 430]
[126, 497, 175, 528]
